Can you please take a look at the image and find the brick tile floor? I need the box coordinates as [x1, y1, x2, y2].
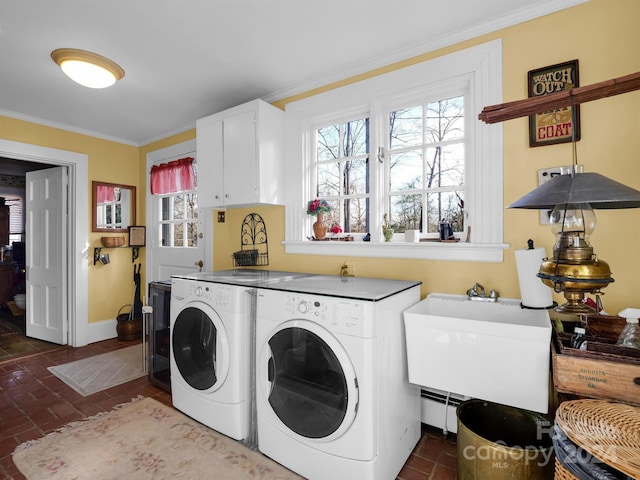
[0, 337, 457, 479]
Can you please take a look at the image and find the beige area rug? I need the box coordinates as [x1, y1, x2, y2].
[48, 345, 146, 396]
[13, 396, 304, 480]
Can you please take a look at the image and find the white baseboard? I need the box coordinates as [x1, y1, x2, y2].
[86, 318, 117, 344]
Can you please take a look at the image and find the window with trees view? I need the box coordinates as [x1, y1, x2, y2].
[160, 192, 198, 247]
[387, 96, 465, 235]
[315, 119, 370, 233]
[312, 96, 465, 239]
[285, 40, 504, 262]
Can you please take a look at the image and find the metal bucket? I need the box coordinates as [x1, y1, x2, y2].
[116, 305, 142, 341]
[456, 399, 555, 479]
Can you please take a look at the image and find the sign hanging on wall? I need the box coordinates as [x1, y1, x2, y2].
[528, 59, 580, 147]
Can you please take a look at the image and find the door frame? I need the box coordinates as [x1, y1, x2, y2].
[0, 139, 88, 347]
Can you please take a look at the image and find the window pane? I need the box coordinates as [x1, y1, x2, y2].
[317, 162, 340, 196]
[186, 194, 198, 219]
[161, 223, 171, 246]
[426, 97, 464, 143]
[317, 126, 339, 161]
[425, 144, 464, 188]
[115, 204, 122, 225]
[161, 197, 170, 221]
[174, 223, 184, 247]
[321, 199, 341, 228]
[390, 106, 422, 149]
[426, 191, 464, 233]
[105, 205, 113, 225]
[313, 117, 370, 239]
[344, 159, 368, 195]
[187, 222, 198, 247]
[174, 195, 185, 220]
[390, 194, 422, 233]
[344, 119, 368, 156]
[345, 198, 368, 233]
[390, 150, 423, 191]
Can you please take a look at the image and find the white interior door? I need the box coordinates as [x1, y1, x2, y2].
[25, 167, 67, 344]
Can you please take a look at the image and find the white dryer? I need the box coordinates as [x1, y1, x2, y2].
[255, 275, 421, 480]
[170, 276, 255, 441]
[170, 269, 307, 444]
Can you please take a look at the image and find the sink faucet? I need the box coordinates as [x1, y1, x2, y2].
[467, 283, 499, 302]
[468, 282, 485, 297]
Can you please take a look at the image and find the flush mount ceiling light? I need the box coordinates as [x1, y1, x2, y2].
[51, 48, 124, 89]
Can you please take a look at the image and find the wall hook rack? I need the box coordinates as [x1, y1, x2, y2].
[93, 246, 140, 265]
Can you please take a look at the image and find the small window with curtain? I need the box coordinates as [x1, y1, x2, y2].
[150, 157, 198, 247]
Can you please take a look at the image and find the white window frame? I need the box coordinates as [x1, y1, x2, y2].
[283, 40, 507, 262]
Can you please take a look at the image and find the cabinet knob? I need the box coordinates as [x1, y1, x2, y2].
[225, 194, 229, 198]
[215, 195, 219, 199]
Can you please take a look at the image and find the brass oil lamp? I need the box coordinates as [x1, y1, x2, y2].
[538, 202, 612, 313]
[510, 165, 640, 314]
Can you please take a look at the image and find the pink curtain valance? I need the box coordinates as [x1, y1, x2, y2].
[96, 185, 117, 203]
[150, 157, 196, 195]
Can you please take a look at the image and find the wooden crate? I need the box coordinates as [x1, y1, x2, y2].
[552, 316, 640, 405]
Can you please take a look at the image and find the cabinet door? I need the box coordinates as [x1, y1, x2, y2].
[196, 116, 225, 208]
[222, 110, 257, 205]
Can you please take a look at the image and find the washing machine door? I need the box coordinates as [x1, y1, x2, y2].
[172, 303, 230, 392]
[261, 319, 358, 440]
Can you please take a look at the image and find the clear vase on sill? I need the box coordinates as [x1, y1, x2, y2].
[313, 212, 327, 240]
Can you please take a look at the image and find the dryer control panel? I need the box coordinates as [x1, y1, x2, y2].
[172, 278, 251, 314]
[283, 293, 375, 338]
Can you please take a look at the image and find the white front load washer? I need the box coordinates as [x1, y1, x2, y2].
[170, 269, 308, 444]
[170, 276, 256, 441]
[255, 275, 421, 480]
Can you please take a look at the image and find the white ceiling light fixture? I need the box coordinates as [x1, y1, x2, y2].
[51, 48, 125, 89]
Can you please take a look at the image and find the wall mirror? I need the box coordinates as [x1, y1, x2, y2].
[92, 181, 136, 232]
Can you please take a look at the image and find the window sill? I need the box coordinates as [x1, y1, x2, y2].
[283, 240, 509, 263]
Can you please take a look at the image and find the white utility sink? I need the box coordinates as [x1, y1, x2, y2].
[403, 293, 551, 413]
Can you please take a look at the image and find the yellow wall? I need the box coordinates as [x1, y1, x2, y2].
[2, 0, 639, 325]
[218, 0, 640, 315]
[0, 116, 140, 323]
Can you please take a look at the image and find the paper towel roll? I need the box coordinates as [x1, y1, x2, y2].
[515, 247, 554, 308]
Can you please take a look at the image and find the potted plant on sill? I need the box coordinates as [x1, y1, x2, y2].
[307, 198, 331, 240]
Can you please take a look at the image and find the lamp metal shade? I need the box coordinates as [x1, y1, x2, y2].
[509, 172, 640, 210]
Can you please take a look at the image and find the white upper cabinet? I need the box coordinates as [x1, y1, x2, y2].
[196, 99, 284, 208]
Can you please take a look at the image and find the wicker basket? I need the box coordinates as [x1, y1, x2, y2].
[100, 236, 125, 247]
[555, 400, 640, 479]
[554, 458, 579, 480]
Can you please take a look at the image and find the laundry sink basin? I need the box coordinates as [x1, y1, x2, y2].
[403, 293, 551, 413]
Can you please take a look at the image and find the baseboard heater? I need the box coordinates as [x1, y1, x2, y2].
[420, 388, 470, 435]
